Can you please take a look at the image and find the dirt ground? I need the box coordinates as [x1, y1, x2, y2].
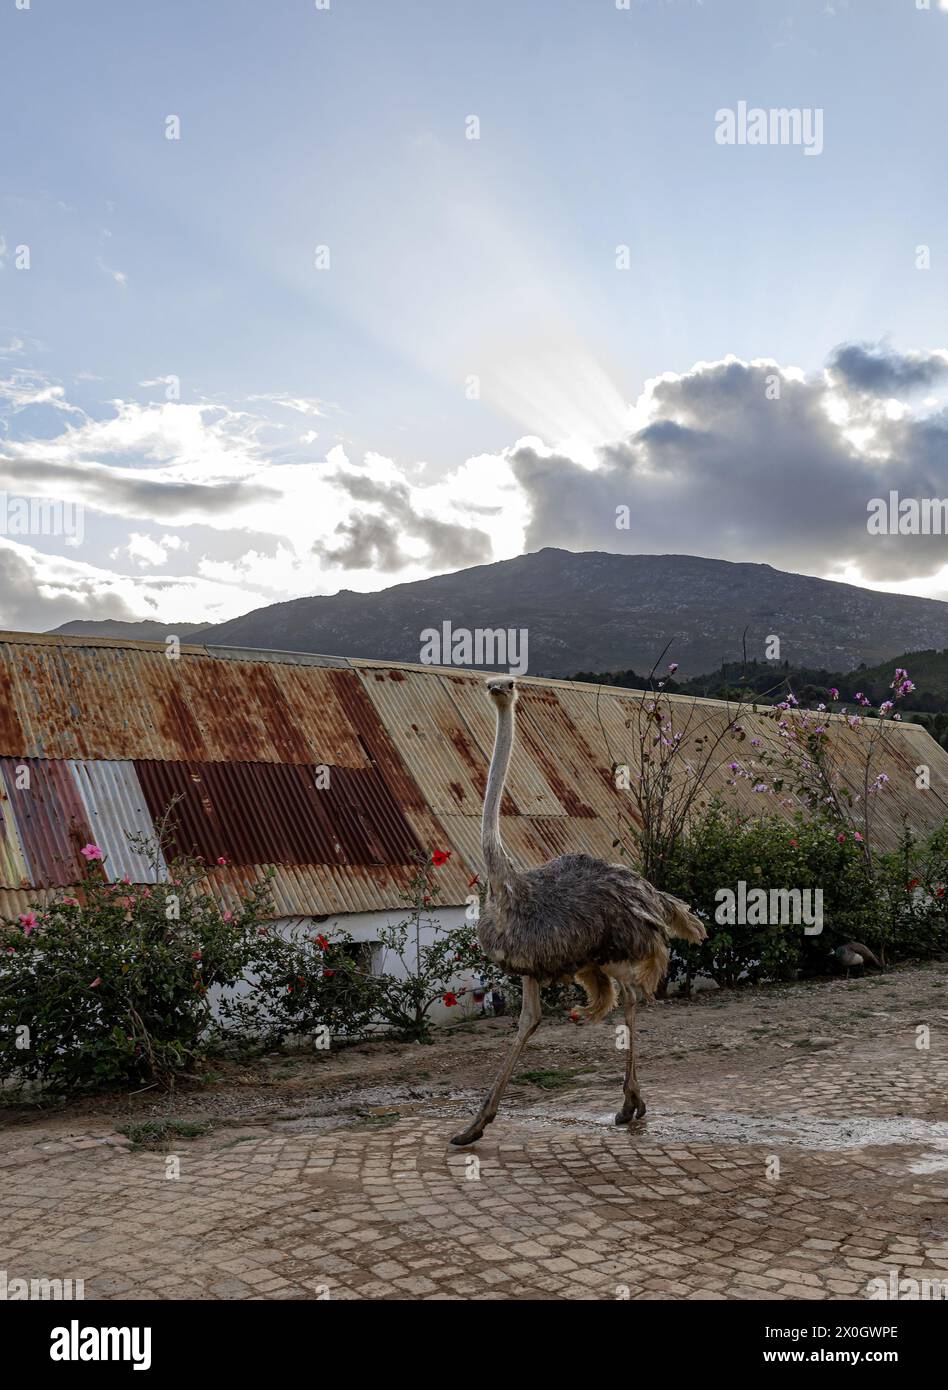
[2, 963, 948, 1300]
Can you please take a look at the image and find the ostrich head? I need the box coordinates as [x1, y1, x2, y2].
[486, 676, 518, 709]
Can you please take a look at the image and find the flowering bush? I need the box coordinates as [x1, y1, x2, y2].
[366, 852, 485, 1042]
[751, 667, 915, 870]
[218, 925, 379, 1047]
[222, 852, 492, 1048]
[663, 805, 878, 989]
[0, 848, 273, 1090]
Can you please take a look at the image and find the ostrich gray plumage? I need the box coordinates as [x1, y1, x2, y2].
[449, 675, 705, 1146]
[477, 854, 691, 982]
[476, 676, 705, 986]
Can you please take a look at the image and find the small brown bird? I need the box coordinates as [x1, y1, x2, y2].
[835, 941, 882, 976]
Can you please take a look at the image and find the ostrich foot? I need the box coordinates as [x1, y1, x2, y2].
[450, 1119, 489, 1145]
[614, 1096, 647, 1125]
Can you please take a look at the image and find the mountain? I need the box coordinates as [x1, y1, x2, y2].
[49, 619, 210, 643]
[48, 550, 948, 679]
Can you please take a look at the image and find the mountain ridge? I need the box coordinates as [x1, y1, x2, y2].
[47, 549, 948, 678]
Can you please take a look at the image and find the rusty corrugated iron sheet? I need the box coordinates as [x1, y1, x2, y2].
[0, 758, 93, 886]
[353, 658, 948, 871]
[1, 633, 948, 920]
[0, 770, 30, 889]
[133, 759, 422, 868]
[0, 633, 369, 766]
[69, 760, 168, 884]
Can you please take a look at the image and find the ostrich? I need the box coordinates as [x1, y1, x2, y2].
[450, 676, 707, 1147]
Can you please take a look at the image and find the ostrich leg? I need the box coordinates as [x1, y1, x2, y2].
[450, 976, 541, 1146]
[614, 973, 646, 1124]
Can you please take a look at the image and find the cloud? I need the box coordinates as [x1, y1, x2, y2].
[313, 466, 493, 571]
[507, 345, 948, 587]
[0, 535, 283, 631]
[117, 532, 190, 568]
[3, 343, 948, 633]
[0, 370, 86, 415]
[96, 256, 127, 288]
[827, 343, 948, 396]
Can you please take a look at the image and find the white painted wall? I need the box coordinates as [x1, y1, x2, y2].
[211, 905, 496, 1027]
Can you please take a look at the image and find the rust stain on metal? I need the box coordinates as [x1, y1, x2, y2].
[0, 758, 93, 886]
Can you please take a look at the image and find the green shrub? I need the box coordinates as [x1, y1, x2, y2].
[664, 804, 879, 989]
[0, 853, 272, 1090]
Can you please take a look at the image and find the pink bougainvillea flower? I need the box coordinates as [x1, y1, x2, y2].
[431, 849, 451, 866]
[442, 992, 459, 1007]
[829, 687, 839, 700]
[18, 911, 37, 934]
[837, 834, 846, 843]
[216, 856, 228, 866]
[89, 977, 102, 988]
[222, 910, 234, 923]
[61, 896, 79, 907]
[854, 831, 864, 842]
[80, 844, 104, 862]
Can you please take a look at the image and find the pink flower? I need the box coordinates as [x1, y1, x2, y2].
[80, 844, 104, 862]
[89, 977, 102, 988]
[18, 911, 37, 935]
[854, 831, 864, 842]
[216, 856, 228, 866]
[222, 910, 234, 923]
[829, 688, 839, 700]
[837, 833, 846, 843]
[667, 662, 678, 674]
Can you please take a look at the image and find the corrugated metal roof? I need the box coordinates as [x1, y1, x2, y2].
[0, 632, 947, 919]
[69, 760, 168, 884]
[0, 758, 93, 886]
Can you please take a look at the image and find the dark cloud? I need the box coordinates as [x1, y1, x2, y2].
[510, 347, 948, 586]
[314, 471, 493, 572]
[827, 343, 948, 395]
[0, 545, 140, 630]
[0, 453, 279, 519]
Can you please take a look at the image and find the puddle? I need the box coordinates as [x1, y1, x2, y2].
[522, 1103, 948, 1151]
[908, 1141, 948, 1175]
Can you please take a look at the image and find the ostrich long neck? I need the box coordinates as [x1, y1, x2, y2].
[483, 701, 516, 891]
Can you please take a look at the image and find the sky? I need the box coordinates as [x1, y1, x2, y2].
[1, 0, 947, 632]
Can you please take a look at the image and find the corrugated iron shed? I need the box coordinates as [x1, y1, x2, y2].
[0, 630, 947, 919]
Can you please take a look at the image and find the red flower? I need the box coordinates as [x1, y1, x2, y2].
[431, 849, 451, 866]
[324, 969, 336, 978]
[314, 934, 329, 950]
[442, 992, 458, 1007]
[907, 878, 920, 891]
[216, 856, 228, 866]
